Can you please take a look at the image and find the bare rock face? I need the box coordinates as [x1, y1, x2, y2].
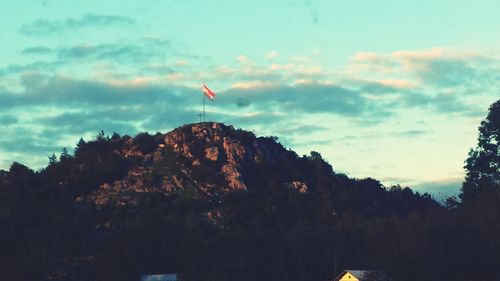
[164, 123, 233, 158]
[223, 138, 254, 165]
[80, 122, 279, 206]
[164, 133, 193, 157]
[205, 147, 219, 161]
[222, 164, 248, 191]
[285, 181, 309, 193]
[191, 122, 225, 142]
[163, 122, 255, 193]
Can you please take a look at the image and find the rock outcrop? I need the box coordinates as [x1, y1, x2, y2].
[286, 181, 309, 193]
[81, 122, 301, 207]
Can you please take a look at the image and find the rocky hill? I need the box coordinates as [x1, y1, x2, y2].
[81, 122, 304, 206]
[0, 122, 444, 281]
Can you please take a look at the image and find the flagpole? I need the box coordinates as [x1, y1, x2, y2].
[203, 91, 206, 122]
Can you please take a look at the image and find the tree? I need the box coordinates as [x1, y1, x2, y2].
[96, 130, 107, 141]
[59, 147, 71, 161]
[462, 99, 500, 200]
[48, 153, 57, 165]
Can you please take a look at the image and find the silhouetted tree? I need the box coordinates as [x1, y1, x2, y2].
[462, 99, 500, 200]
[48, 153, 57, 165]
[60, 147, 71, 161]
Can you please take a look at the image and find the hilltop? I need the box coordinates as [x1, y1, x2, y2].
[40, 122, 436, 216]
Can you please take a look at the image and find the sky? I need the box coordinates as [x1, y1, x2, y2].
[1, 0, 499, 197]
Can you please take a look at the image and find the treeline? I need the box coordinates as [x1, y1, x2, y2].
[0, 100, 498, 281]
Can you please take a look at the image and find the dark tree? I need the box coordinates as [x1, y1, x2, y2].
[48, 153, 57, 165]
[462, 99, 500, 200]
[60, 147, 71, 161]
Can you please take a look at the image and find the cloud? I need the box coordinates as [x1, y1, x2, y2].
[398, 130, 428, 137]
[230, 81, 276, 90]
[237, 55, 251, 64]
[20, 14, 135, 36]
[339, 129, 429, 141]
[20, 72, 48, 88]
[2, 37, 175, 81]
[275, 124, 327, 136]
[220, 71, 490, 126]
[349, 52, 401, 74]
[345, 48, 500, 118]
[0, 138, 59, 156]
[265, 51, 279, 60]
[401, 91, 484, 116]
[2, 61, 63, 76]
[356, 80, 403, 95]
[218, 112, 286, 128]
[219, 82, 398, 130]
[21, 47, 52, 55]
[0, 126, 61, 156]
[0, 76, 196, 110]
[142, 109, 207, 131]
[212, 57, 325, 86]
[350, 48, 500, 90]
[57, 43, 160, 63]
[222, 83, 361, 115]
[396, 51, 496, 89]
[0, 115, 18, 126]
[40, 110, 140, 136]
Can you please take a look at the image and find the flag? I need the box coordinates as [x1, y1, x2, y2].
[202, 84, 216, 101]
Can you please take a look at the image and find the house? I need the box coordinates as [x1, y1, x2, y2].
[140, 273, 178, 281]
[334, 270, 385, 281]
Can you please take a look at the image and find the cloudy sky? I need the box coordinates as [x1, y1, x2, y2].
[1, 0, 499, 196]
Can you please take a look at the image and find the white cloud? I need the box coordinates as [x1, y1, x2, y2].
[265, 51, 279, 59]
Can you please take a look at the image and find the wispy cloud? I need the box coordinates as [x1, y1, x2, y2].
[58, 43, 161, 63]
[21, 47, 53, 55]
[349, 48, 500, 90]
[0, 115, 18, 126]
[275, 124, 327, 136]
[398, 130, 429, 137]
[2, 61, 63, 76]
[265, 51, 279, 60]
[20, 14, 136, 36]
[222, 82, 369, 116]
[2, 38, 175, 81]
[401, 91, 484, 117]
[0, 76, 193, 110]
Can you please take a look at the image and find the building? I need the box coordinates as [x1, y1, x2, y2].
[140, 274, 178, 281]
[334, 270, 384, 281]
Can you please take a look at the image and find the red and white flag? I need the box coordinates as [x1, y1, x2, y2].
[202, 84, 216, 101]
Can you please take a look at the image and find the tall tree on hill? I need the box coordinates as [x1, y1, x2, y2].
[459, 99, 500, 280]
[461, 99, 500, 200]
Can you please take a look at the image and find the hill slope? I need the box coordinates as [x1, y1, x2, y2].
[0, 122, 440, 281]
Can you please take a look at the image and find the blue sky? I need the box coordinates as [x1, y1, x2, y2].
[1, 0, 499, 197]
